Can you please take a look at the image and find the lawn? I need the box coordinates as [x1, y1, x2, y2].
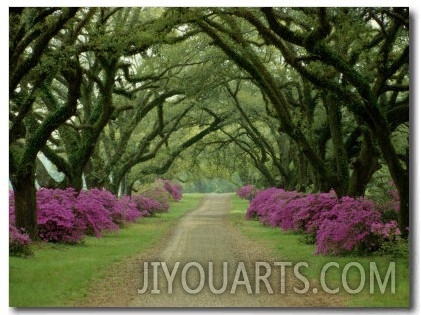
[9, 193, 203, 307]
[229, 195, 410, 307]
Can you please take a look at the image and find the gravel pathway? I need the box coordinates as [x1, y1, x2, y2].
[81, 194, 346, 307]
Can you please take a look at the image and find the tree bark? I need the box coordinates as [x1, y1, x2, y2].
[11, 163, 38, 239]
[347, 129, 380, 197]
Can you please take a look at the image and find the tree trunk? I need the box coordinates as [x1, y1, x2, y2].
[11, 164, 38, 239]
[373, 121, 409, 237]
[325, 93, 349, 197]
[68, 170, 84, 192]
[347, 129, 380, 197]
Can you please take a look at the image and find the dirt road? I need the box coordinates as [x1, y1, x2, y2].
[81, 194, 345, 307]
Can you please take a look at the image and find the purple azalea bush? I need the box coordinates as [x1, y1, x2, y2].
[159, 179, 183, 201]
[244, 186, 403, 256]
[130, 194, 166, 217]
[115, 195, 145, 225]
[9, 186, 160, 251]
[36, 188, 86, 244]
[9, 191, 32, 256]
[73, 189, 119, 238]
[370, 220, 401, 241]
[315, 197, 382, 255]
[289, 192, 338, 234]
[237, 185, 259, 201]
[138, 183, 171, 214]
[77, 189, 141, 228]
[9, 225, 32, 256]
[245, 188, 302, 226]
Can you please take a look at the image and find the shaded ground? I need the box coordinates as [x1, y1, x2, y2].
[81, 194, 346, 307]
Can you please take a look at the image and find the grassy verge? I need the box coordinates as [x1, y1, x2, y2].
[9, 193, 203, 307]
[230, 195, 410, 307]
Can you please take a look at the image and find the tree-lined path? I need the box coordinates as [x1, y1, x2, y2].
[9, 7, 409, 308]
[82, 194, 345, 307]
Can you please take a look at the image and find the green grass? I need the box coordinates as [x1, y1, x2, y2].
[230, 195, 410, 308]
[9, 193, 203, 307]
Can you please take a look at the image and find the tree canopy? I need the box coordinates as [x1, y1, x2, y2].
[9, 7, 409, 237]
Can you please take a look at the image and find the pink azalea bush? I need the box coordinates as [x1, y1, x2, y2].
[315, 197, 382, 255]
[245, 188, 302, 226]
[115, 195, 144, 225]
[9, 191, 32, 256]
[244, 187, 403, 256]
[9, 225, 32, 256]
[159, 179, 183, 201]
[370, 220, 401, 241]
[73, 189, 119, 238]
[237, 185, 260, 201]
[9, 187, 152, 249]
[138, 183, 171, 214]
[289, 192, 338, 235]
[36, 188, 86, 243]
[130, 194, 164, 217]
[77, 189, 141, 228]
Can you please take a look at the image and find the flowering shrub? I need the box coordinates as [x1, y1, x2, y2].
[386, 181, 400, 212]
[9, 190, 32, 256]
[375, 181, 401, 225]
[243, 185, 404, 256]
[371, 220, 401, 241]
[9, 184, 177, 252]
[245, 188, 302, 226]
[9, 190, 15, 223]
[159, 179, 183, 201]
[315, 197, 382, 255]
[289, 192, 338, 235]
[77, 189, 141, 228]
[36, 188, 86, 244]
[137, 183, 170, 214]
[114, 196, 144, 225]
[73, 189, 119, 237]
[237, 185, 259, 201]
[9, 187, 147, 248]
[131, 194, 165, 217]
[9, 225, 32, 257]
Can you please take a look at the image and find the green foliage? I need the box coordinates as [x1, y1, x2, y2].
[377, 239, 409, 259]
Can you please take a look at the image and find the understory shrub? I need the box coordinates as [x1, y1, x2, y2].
[115, 196, 145, 225]
[315, 197, 382, 255]
[245, 188, 303, 226]
[237, 185, 259, 201]
[36, 188, 86, 244]
[136, 182, 171, 214]
[291, 192, 338, 234]
[9, 191, 32, 256]
[77, 189, 141, 228]
[9, 225, 32, 257]
[244, 186, 404, 256]
[130, 194, 164, 217]
[9, 186, 157, 250]
[159, 179, 183, 201]
[73, 189, 119, 238]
